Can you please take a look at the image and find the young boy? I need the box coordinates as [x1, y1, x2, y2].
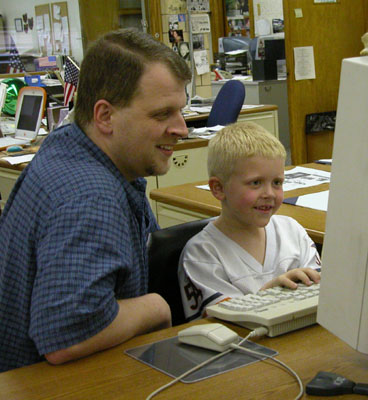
[178, 121, 321, 321]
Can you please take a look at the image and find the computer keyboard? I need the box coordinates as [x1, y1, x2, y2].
[206, 283, 320, 337]
[0, 118, 16, 135]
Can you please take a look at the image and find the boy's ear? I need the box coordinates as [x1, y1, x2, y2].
[209, 176, 225, 201]
[93, 99, 113, 135]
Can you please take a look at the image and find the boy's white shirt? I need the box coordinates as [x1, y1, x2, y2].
[178, 215, 321, 321]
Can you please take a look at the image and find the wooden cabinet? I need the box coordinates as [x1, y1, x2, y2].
[78, 0, 161, 48]
[117, 0, 147, 31]
[283, 0, 368, 164]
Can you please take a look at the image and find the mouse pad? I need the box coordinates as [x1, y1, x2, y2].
[125, 336, 278, 383]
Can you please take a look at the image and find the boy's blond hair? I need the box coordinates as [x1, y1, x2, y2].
[207, 121, 286, 182]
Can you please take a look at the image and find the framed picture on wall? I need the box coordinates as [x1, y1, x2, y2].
[15, 18, 23, 32]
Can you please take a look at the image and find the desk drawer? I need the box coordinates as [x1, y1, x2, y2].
[157, 146, 209, 188]
[237, 110, 279, 138]
[0, 167, 21, 210]
[156, 203, 210, 228]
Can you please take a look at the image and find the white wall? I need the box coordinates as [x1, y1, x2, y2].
[0, 0, 83, 63]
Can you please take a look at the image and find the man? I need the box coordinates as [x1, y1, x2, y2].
[0, 28, 191, 372]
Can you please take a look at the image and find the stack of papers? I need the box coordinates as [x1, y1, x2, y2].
[189, 125, 224, 140]
[190, 106, 212, 113]
[283, 166, 330, 191]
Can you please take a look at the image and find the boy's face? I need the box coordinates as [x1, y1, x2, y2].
[219, 155, 284, 229]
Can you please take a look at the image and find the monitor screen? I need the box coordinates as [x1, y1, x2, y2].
[16, 95, 43, 131]
[264, 38, 285, 60]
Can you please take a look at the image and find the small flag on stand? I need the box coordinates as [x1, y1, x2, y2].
[64, 56, 79, 107]
[6, 36, 25, 74]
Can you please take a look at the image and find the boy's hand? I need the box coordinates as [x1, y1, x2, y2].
[261, 268, 321, 291]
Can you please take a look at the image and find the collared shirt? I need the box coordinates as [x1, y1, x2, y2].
[0, 123, 159, 372]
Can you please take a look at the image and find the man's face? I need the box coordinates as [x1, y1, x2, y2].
[108, 62, 188, 181]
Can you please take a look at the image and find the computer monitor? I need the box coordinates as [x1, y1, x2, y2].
[317, 56, 368, 355]
[218, 36, 251, 54]
[264, 38, 285, 61]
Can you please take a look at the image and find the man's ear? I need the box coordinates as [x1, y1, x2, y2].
[93, 99, 113, 135]
[209, 176, 225, 201]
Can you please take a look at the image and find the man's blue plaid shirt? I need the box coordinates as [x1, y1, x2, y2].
[0, 123, 159, 372]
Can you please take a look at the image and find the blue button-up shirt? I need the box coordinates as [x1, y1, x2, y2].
[0, 123, 159, 372]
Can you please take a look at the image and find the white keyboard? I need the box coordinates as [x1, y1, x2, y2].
[206, 284, 320, 337]
[0, 118, 16, 135]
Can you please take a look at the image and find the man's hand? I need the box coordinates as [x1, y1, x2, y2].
[261, 268, 321, 291]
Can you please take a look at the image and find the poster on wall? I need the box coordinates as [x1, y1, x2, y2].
[188, 0, 210, 11]
[190, 14, 211, 34]
[192, 34, 205, 50]
[193, 50, 210, 75]
[163, 0, 187, 14]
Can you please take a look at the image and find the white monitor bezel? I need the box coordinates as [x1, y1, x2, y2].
[14, 86, 47, 140]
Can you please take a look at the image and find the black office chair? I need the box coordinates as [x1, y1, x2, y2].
[206, 79, 245, 127]
[147, 218, 212, 326]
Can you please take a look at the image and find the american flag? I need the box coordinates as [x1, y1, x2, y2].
[6, 36, 25, 74]
[64, 57, 79, 107]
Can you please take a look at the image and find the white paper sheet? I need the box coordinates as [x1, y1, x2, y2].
[289, 190, 329, 212]
[2, 154, 35, 165]
[190, 14, 211, 34]
[294, 46, 316, 80]
[284, 167, 330, 191]
[193, 50, 210, 75]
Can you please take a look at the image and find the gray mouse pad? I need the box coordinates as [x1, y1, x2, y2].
[125, 335, 278, 383]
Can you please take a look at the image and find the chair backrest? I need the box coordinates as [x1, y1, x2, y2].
[147, 218, 212, 326]
[206, 79, 245, 127]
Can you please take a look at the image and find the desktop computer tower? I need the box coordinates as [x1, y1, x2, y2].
[252, 60, 277, 81]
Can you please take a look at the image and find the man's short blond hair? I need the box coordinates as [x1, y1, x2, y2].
[207, 121, 286, 182]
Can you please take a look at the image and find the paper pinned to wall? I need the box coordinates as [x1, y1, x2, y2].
[190, 14, 211, 34]
[294, 46, 316, 80]
[193, 50, 210, 75]
[188, 0, 210, 11]
[36, 15, 44, 31]
[53, 5, 61, 20]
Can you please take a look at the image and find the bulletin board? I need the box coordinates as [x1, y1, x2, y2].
[35, 4, 54, 56]
[50, 2, 71, 55]
[35, 2, 71, 56]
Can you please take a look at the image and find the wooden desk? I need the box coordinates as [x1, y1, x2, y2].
[0, 319, 366, 400]
[150, 163, 330, 245]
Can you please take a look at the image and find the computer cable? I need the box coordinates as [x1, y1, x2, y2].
[145, 329, 256, 400]
[306, 371, 368, 396]
[145, 326, 304, 400]
[229, 342, 303, 400]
